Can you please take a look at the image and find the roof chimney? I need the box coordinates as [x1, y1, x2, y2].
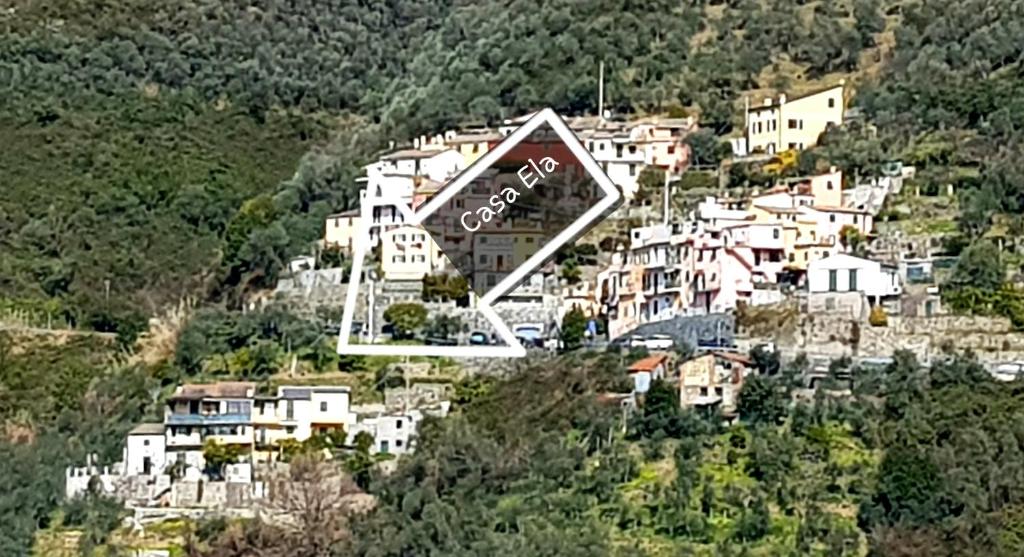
[779, 94, 787, 105]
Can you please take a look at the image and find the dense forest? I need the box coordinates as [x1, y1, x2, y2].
[2, 0, 1024, 555]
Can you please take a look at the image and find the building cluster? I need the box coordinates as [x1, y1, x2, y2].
[66, 381, 449, 502]
[593, 161, 909, 337]
[323, 113, 697, 283]
[317, 81, 931, 345]
[619, 350, 755, 418]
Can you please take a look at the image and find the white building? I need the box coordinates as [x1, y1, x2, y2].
[799, 205, 873, 247]
[125, 423, 167, 477]
[350, 401, 451, 455]
[380, 224, 446, 281]
[807, 254, 902, 301]
[369, 148, 464, 185]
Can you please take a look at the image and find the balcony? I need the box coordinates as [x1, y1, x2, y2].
[165, 412, 250, 426]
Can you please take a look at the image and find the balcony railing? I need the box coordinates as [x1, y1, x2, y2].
[165, 412, 251, 426]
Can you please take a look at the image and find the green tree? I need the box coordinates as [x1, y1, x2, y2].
[947, 241, 1004, 292]
[423, 314, 463, 340]
[560, 306, 587, 351]
[686, 129, 731, 167]
[383, 303, 428, 340]
[737, 375, 788, 426]
[635, 166, 665, 206]
[561, 256, 582, 285]
[202, 440, 245, 480]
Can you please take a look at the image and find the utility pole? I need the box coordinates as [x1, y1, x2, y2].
[598, 61, 605, 121]
[367, 277, 375, 344]
[663, 171, 672, 225]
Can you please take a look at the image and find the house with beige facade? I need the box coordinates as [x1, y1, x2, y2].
[744, 82, 845, 155]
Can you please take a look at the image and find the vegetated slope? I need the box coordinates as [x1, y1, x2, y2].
[332, 351, 1024, 556]
[0, 333, 158, 555]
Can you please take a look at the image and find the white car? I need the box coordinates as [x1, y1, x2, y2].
[643, 334, 674, 350]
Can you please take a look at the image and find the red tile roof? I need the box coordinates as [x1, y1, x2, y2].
[629, 354, 669, 373]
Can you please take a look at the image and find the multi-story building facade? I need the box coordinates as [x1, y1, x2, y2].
[380, 225, 446, 281]
[324, 208, 361, 253]
[597, 165, 881, 340]
[678, 352, 753, 415]
[744, 82, 845, 155]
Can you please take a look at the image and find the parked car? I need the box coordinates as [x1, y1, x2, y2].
[644, 334, 674, 350]
[469, 331, 490, 345]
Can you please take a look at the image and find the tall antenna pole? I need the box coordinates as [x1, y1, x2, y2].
[598, 61, 605, 121]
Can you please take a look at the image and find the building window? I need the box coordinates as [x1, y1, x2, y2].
[829, 214, 836, 222]
[788, 253, 795, 262]
[629, 145, 637, 154]
[828, 269, 838, 292]
[143, 439, 150, 446]
[588, 141, 594, 151]
[828, 98, 836, 108]
[773, 228, 780, 239]
[320, 401, 328, 412]
[849, 269, 858, 291]
[788, 143, 797, 150]
[396, 440, 403, 448]
[827, 180, 834, 190]
[629, 164, 637, 177]
[787, 119, 798, 129]
[479, 254, 489, 264]
[396, 420, 403, 429]
[286, 426, 295, 434]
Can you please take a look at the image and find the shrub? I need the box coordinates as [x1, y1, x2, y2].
[869, 305, 888, 327]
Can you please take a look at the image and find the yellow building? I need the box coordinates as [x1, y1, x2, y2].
[446, 132, 501, 167]
[324, 209, 361, 253]
[745, 82, 845, 155]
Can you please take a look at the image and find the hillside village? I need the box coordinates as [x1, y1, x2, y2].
[53, 73, 1024, 555]
[318, 82, 943, 358]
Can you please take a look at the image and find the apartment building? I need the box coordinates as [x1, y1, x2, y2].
[252, 386, 356, 459]
[744, 82, 845, 155]
[164, 382, 258, 475]
[380, 225, 447, 281]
